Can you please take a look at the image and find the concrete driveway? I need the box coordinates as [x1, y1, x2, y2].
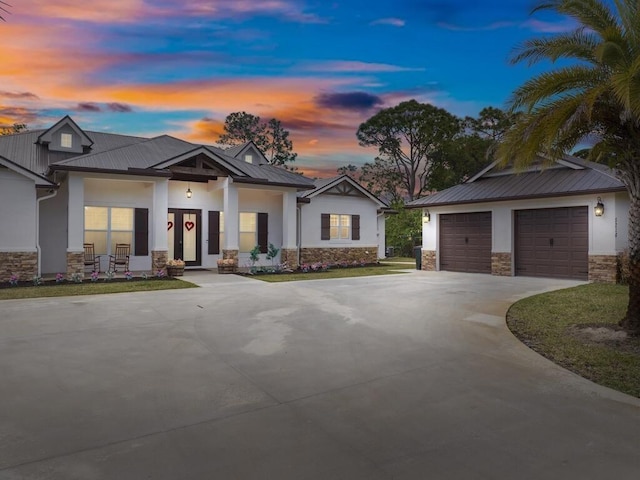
[1, 271, 639, 479]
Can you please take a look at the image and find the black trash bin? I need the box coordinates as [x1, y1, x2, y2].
[414, 246, 422, 270]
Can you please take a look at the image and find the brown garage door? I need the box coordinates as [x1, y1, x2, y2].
[515, 207, 588, 280]
[440, 212, 492, 273]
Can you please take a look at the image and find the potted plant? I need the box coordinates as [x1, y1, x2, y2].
[166, 258, 185, 276]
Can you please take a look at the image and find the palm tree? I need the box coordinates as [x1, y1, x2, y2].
[0, 2, 10, 22]
[498, 0, 640, 334]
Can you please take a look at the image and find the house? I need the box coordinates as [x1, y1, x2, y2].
[0, 116, 387, 281]
[407, 156, 628, 283]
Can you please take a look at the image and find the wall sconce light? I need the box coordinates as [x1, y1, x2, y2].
[423, 210, 431, 223]
[186, 182, 192, 199]
[594, 197, 604, 217]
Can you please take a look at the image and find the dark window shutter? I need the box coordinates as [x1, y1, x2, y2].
[208, 211, 220, 254]
[257, 212, 268, 253]
[321, 214, 331, 240]
[134, 208, 149, 256]
[352, 215, 360, 240]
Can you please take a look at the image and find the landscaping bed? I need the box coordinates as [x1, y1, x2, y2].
[244, 263, 410, 283]
[507, 283, 640, 398]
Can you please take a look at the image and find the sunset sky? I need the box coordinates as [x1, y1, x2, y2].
[1, 0, 576, 177]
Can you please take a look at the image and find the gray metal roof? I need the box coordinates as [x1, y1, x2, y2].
[0, 119, 315, 189]
[408, 157, 626, 207]
[298, 176, 341, 198]
[221, 143, 248, 157]
[54, 135, 196, 171]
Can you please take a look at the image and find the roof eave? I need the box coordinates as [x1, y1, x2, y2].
[49, 164, 173, 178]
[231, 176, 315, 190]
[406, 186, 628, 209]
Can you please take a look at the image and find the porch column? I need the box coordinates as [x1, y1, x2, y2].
[151, 179, 169, 272]
[281, 190, 298, 268]
[66, 174, 84, 277]
[222, 179, 239, 264]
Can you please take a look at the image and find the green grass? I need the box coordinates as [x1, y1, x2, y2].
[507, 283, 640, 398]
[0, 279, 198, 300]
[248, 264, 411, 283]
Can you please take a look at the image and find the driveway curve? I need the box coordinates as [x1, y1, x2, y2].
[1, 271, 639, 479]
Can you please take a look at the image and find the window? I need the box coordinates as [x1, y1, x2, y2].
[60, 133, 73, 148]
[84, 206, 133, 254]
[244, 154, 253, 164]
[239, 212, 257, 252]
[321, 214, 360, 241]
[330, 214, 350, 240]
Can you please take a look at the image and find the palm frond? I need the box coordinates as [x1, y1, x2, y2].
[0, 1, 11, 22]
[510, 31, 600, 66]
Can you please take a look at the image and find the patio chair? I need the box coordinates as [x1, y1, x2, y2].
[83, 243, 101, 273]
[108, 243, 130, 272]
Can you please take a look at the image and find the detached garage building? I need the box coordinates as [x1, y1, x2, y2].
[408, 156, 628, 282]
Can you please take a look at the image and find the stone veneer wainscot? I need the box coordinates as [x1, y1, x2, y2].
[0, 251, 38, 282]
[280, 248, 299, 269]
[300, 247, 377, 265]
[589, 255, 617, 283]
[421, 250, 436, 271]
[491, 252, 512, 276]
[66, 251, 84, 278]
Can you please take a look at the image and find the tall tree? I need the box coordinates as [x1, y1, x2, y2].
[356, 100, 461, 201]
[0, 123, 26, 135]
[218, 112, 297, 168]
[497, 0, 640, 334]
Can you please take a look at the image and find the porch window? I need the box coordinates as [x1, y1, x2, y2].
[239, 212, 257, 252]
[84, 206, 134, 255]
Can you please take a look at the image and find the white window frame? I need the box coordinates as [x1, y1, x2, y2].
[330, 214, 351, 241]
[84, 206, 134, 255]
[60, 133, 73, 148]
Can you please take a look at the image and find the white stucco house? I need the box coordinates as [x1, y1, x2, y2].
[407, 156, 629, 283]
[0, 116, 387, 281]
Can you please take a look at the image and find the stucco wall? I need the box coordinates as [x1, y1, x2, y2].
[83, 176, 155, 271]
[40, 179, 68, 274]
[237, 185, 285, 265]
[300, 194, 379, 249]
[0, 169, 36, 252]
[421, 192, 628, 271]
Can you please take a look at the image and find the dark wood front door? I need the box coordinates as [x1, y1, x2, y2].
[168, 209, 201, 267]
[439, 212, 492, 274]
[515, 207, 588, 280]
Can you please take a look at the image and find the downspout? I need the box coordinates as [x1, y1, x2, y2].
[297, 206, 302, 266]
[36, 189, 58, 276]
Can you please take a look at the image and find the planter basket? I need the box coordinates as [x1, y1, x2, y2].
[166, 265, 185, 277]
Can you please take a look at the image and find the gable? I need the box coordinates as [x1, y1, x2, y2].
[321, 180, 369, 199]
[37, 116, 93, 154]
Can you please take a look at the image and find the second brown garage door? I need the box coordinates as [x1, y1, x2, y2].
[440, 212, 492, 273]
[515, 207, 588, 280]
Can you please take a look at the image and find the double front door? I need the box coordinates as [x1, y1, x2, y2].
[168, 209, 201, 266]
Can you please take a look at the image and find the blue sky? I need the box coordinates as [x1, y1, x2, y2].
[0, 0, 577, 176]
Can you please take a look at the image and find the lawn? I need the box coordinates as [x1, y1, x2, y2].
[0, 279, 198, 300]
[507, 283, 640, 398]
[248, 264, 411, 283]
[381, 256, 416, 263]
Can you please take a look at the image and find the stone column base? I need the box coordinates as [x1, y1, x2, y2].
[491, 252, 512, 276]
[422, 250, 436, 271]
[66, 251, 84, 279]
[0, 251, 38, 282]
[152, 250, 168, 273]
[589, 255, 617, 283]
[281, 248, 298, 269]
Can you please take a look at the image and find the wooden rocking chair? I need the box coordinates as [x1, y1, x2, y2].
[83, 243, 101, 273]
[108, 243, 130, 272]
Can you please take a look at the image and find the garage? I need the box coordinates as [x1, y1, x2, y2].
[515, 207, 588, 280]
[439, 212, 492, 273]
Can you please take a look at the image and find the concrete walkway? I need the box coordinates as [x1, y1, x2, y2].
[0, 271, 638, 479]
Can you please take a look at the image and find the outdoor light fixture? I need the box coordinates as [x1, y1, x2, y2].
[594, 197, 604, 217]
[423, 210, 431, 223]
[186, 183, 192, 199]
